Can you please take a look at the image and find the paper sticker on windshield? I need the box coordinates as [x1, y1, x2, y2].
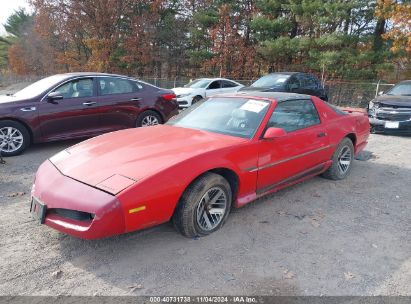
[276, 78, 287, 83]
[240, 100, 268, 113]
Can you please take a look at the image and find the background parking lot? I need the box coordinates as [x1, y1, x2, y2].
[0, 134, 410, 296]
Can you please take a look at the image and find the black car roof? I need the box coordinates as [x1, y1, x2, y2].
[55, 72, 133, 78]
[266, 72, 299, 76]
[227, 91, 312, 101]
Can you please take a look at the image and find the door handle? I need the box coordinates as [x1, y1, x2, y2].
[82, 101, 97, 106]
[20, 107, 37, 112]
[130, 98, 142, 102]
[317, 132, 327, 138]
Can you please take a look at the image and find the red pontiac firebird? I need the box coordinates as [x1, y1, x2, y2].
[30, 92, 370, 239]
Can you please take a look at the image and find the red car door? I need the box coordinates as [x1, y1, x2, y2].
[96, 76, 145, 131]
[38, 77, 102, 141]
[257, 99, 331, 194]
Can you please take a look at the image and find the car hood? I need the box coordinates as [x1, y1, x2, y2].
[50, 125, 246, 194]
[0, 95, 26, 105]
[172, 87, 200, 95]
[374, 95, 411, 108]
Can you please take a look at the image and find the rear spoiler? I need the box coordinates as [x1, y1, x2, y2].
[339, 107, 368, 115]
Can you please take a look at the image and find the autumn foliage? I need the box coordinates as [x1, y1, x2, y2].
[378, 0, 411, 56]
[0, 0, 409, 80]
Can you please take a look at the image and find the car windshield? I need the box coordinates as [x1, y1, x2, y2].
[184, 79, 211, 89]
[12, 75, 70, 99]
[167, 97, 270, 138]
[251, 74, 290, 88]
[386, 83, 411, 96]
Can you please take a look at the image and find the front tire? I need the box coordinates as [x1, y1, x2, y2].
[322, 137, 354, 180]
[191, 95, 203, 105]
[0, 120, 30, 156]
[173, 172, 232, 238]
[136, 110, 162, 127]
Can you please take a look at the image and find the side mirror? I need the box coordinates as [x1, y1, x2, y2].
[47, 92, 63, 103]
[378, 91, 384, 96]
[263, 127, 287, 140]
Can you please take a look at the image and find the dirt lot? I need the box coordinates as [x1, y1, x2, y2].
[0, 134, 410, 296]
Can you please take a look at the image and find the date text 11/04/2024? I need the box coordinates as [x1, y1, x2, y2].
[149, 296, 258, 303]
[150, 296, 258, 303]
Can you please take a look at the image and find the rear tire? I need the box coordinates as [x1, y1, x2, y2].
[173, 172, 232, 238]
[0, 120, 30, 156]
[135, 110, 162, 127]
[322, 137, 354, 180]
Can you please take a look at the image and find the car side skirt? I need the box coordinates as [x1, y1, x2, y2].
[236, 160, 332, 208]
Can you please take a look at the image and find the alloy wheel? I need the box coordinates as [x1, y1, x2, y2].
[338, 145, 352, 175]
[141, 115, 159, 127]
[0, 127, 24, 153]
[196, 186, 227, 231]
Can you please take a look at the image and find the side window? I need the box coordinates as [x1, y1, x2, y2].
[53, 78, 94, 99]
[287, 76, 300, 90]
[303, 74, 319, 89]
[99, 77, 134, 95]
[222, 80, 237, 88]
[267, 99, 321, 132]
[208, 81, 221, 90]
[296, 74, 307, 88]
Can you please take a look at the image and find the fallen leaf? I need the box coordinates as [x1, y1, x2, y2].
[7, 192, 25, 197]
[177, 248, 187, 255]
[129, 284, 143, 292]
[294, 214, 306, 220]
[312, 193, 321, 198]
[52, 270, 63, 279]
[344, 272, 355, 280]
[283, 269, 296, 279]
[311, 219, 320, 228]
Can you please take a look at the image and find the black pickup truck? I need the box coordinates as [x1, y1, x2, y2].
[368, 80, 411, 134]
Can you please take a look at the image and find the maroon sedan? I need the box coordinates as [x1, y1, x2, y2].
[0, 73, 179, 156]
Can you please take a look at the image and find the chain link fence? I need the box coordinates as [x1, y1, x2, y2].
[0, 73, 398, 108]
[326, 81, 395, 108]
[140, 77, 396, 108]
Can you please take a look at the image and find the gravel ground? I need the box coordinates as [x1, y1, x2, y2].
[0, 133, 410, 296]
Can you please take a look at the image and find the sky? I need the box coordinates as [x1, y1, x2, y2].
[0, 0, 31, 35]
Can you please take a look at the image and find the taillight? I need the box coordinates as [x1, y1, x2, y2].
[161, 93, 177, 101]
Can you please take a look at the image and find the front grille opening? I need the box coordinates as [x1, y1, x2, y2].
[47, 208, 94, 221]
[376, 113, 411, 121]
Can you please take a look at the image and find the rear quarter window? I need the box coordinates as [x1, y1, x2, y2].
[327, 103, 348, 116]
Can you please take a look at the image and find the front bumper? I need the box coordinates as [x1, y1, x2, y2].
[32, 160, 125, 239]
[176, 96, 192, 108]
[369, 116, 411, 134]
